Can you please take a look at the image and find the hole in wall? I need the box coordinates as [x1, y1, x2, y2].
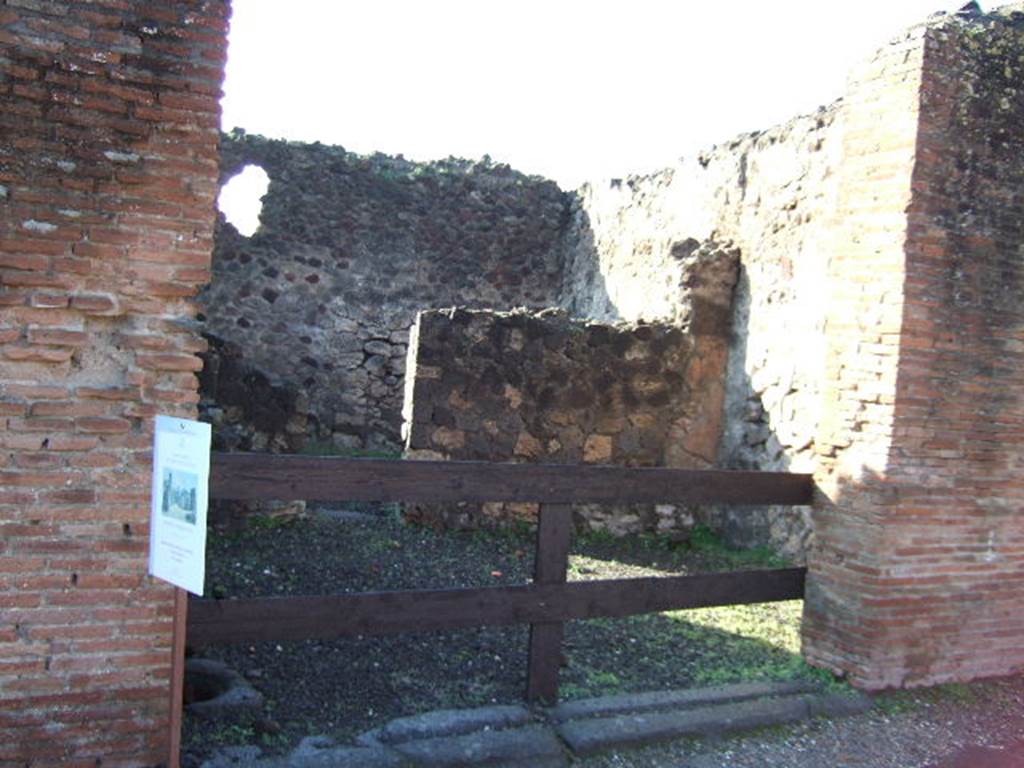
[217, 164, 269, 237]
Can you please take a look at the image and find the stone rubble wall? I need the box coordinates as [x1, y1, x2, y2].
[200, 134, 571, 452]
[561, 108, 842, 558]
[402, 307, 734, 535]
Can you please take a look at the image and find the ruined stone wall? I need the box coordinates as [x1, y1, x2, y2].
[205, 113, 843, 554]
[403, 307, 731, 534]
[805, 5, 1024, 690]
[0, 1, 228, 763]
[561, 105, 842, 557]
[201, 134, 570, 451]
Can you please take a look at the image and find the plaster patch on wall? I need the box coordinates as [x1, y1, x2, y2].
[22, 219, 57, 233]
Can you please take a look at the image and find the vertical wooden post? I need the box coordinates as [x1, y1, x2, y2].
[526, 503, 572, 703]
[167, 587, 188, 768]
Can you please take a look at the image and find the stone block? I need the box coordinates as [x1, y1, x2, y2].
[373, 704, 532, 745]
[582, 434, 613, 463]
[557, 696, 810, 757]
[390, 725, 565, 767]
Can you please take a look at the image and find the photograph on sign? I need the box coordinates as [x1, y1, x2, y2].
[161, 468, 199, 525]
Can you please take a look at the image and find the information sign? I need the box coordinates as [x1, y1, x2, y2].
[149, 415, 211, 595]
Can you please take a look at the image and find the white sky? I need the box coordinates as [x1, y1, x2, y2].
[220, 0, 970, 190]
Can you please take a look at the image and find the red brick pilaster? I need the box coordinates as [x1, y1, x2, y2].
[0, 2, 228, 763]
[804, 11, 1024, 689]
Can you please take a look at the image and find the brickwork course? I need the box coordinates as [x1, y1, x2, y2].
[0, 0, 228, 764]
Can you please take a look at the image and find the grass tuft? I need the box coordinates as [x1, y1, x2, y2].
[296, 440, 402, 460]
[688, 524, 790, 570]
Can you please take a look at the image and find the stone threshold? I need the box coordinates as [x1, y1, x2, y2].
[198, 681, 873, 767]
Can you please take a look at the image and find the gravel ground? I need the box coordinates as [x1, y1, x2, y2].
[575, 676, 1024, 767]
[182, 504, 811, 761]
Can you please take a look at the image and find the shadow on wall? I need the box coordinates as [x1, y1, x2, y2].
[799, 352, 1024, 679]
[558, 202, 618, 322]
[197, 333, 315, 453]
[802, 462, 891, 688]
[801, 462, 959, 690]
[559, 209, 813, 559]
[707, 264, 811, 563]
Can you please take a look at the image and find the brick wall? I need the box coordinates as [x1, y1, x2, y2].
[0, 1, 228, 764]
[804, 7, 1024, 689]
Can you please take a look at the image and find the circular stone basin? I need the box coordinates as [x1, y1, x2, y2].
[184, 658, 264, 719]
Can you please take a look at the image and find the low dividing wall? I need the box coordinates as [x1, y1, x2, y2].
[402, 304, 733, 534]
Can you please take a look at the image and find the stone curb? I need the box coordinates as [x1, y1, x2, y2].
[555, 694, 813, 757]
[199, 684, 875, 767]
[198, 738, 410, 768]
[287, 737, 409, 768]
[546, 680, 820, 722]
[372, 704, 533, 745]
[390, 724, 566, 767]
[807, 691, 874, 718]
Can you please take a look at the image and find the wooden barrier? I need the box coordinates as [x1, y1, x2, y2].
[190, 454, 813, 702]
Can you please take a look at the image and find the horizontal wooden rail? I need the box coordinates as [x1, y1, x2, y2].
[210, 453, 814, 505]
[187, 567, 806, 645]
[199, 455, 815, 702]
